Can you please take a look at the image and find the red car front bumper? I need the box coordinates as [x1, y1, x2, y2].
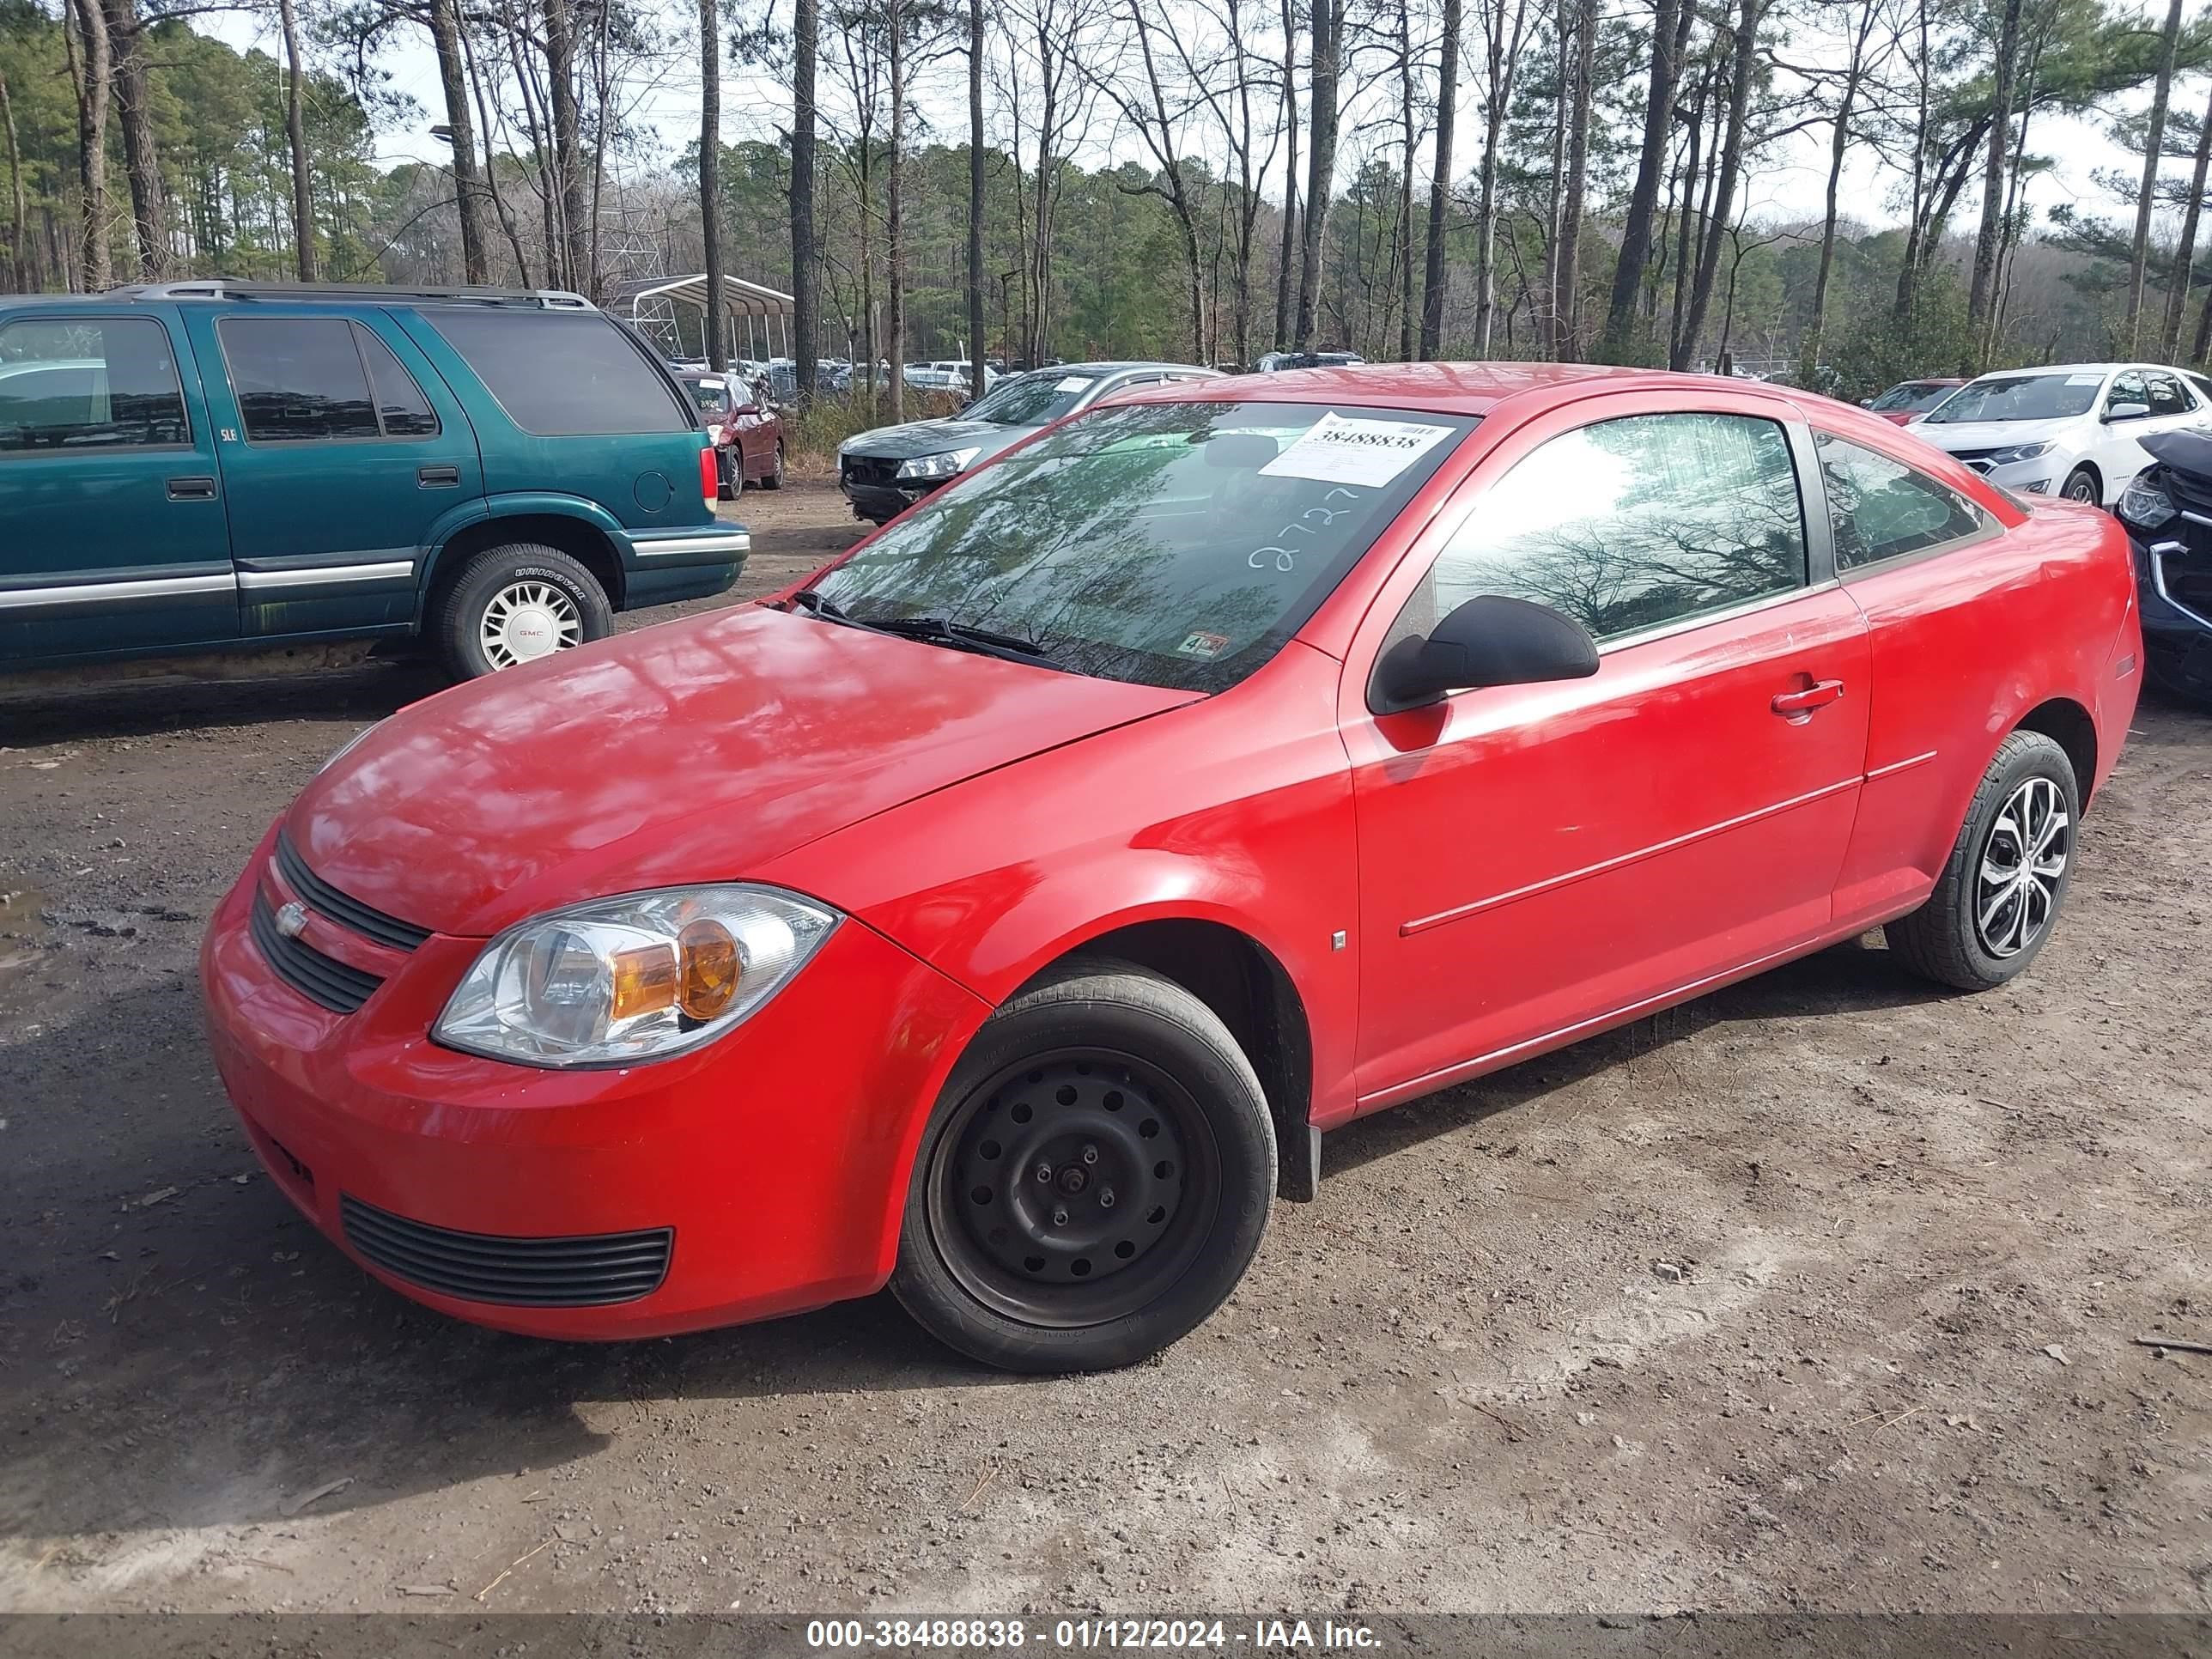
[199, 823, 991, 1340]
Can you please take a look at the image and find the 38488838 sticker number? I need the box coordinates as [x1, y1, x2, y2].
[1259, 411, 1457, 489]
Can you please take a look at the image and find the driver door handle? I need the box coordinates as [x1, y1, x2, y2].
[1772, 679, 1845, 716]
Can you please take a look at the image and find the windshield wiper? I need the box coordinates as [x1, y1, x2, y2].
[868, 614, 1055, 665]
[786, 588, 1054, 667]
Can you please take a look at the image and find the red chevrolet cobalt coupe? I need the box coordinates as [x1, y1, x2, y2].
[202, 365, 2141, 1371]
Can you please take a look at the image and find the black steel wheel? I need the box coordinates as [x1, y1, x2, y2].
[891, 958, 1276, 1371]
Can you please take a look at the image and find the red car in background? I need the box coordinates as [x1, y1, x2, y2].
[1864, 376, 1965, 424]
[680, 368, 787, 496]
[201, 364, 2140, 1373]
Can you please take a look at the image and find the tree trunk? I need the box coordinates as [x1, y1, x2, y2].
[792, 0, 818, 398]
[462, 20, 535, 283]
[0, 70, 26, 291]
[543, 0, 590, 293]
[1802, 4, 1872, 386]
[1397, 0, 1416, 362]
[699, 0, 724, 369]
[1538, 0, 1566, 356]
[2162, 80, 2212, 359]
[888, 0, 907, 424]
[1676, 0, 1757, 372]
[1471, 0, 1519, 355]
[103, 0, 162, 277]
[276, 0, 314, 280]
[967, 0, 985, 396]
[1273, 0, 1298, 351]
[66, 0, 111, 291]
[428, 0, 490, 283]
[2124, 0, 2185, 351]
[1966, 0, 2022, 345]
[1419, 0, 1460, 359]
[1553, 0, 1595, 358]
[1601, 0, 1681, 362]
[1294, 0, 1341, 349]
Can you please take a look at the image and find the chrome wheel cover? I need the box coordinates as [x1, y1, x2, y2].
[1975, 775, 2069, 957]
[480, 580, 582, 669]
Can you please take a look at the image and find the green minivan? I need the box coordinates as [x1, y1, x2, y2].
[0, 281, 748, 679]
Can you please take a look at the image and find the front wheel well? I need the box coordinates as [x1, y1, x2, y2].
[425, 514, 624, 615]
[2016, 696, 2099, 805]
[2062, 459, 2103, 499]
[1021, 920, 1318, 1201]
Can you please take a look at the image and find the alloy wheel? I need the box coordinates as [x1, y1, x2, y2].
[480, 580, 583, 670]
[922, 1048, 1218, 1328]
[1974, 775, 2069, 957]
[2066, 475, 2098, 502]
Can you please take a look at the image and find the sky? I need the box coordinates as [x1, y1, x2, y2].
[199, 3, 2165, 272]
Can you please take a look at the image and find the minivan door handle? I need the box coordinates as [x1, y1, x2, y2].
[417, 464, 463, 488]
[1771, 679, 1846, 717]
[166, 475, 217, 501]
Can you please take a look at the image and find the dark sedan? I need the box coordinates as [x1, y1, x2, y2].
[836, 362, 1218, 524]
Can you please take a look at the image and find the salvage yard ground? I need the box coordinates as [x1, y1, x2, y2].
[1, 480, 2207, 1614]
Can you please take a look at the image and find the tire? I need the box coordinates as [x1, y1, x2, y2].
[432, 543, 612, 680]
[2061, 465, 2100, 505]
[890, 958, 1276, 1373]
[716, 448, 738, 501]
[763, 442, 787, 489]
[1887, 730, 2080, 991]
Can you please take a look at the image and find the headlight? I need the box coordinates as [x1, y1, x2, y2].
[2118, 471, 2177, 529]
[317, 720, 383, 775]
[1984, 441, 2051, 466]
[434, 885, 839, 1067]
[896, 446, 981, 481]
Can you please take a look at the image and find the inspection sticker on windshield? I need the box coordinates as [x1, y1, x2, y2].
[1176, 630, 1231, 659]
[1054, 375, 1091, 392]
[1259, 411, 1456, 488]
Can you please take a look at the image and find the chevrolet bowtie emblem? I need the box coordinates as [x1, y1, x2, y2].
[274, 901, 309, 939]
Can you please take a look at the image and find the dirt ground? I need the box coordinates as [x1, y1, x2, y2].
[1, 478, 2207, 1618]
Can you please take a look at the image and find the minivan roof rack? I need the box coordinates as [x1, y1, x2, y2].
[107, 280, 596, 311]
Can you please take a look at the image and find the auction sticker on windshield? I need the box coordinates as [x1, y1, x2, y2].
[1260, 410, 1459, 488]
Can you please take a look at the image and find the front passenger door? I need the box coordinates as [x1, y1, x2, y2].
[1344, 404, 1873, 1109]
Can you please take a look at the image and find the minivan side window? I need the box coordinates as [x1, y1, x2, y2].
[0, 317, 189, 451]
[1408, 412, 1807, 646]
[428, 312, 692, 436]
[221, 317, 381, 441]
[1815, 432, 1985, 571]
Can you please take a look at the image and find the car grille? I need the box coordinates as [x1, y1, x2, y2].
[1946, 447, 2001, 474]
[273, 831, 431, 951]
[250, 889, 384, 1013]
[841, 454, 899, 489]
[2142, 465, 2212, 622]
[340, 1195, 674, 1307]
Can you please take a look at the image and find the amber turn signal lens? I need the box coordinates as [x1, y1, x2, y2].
[678, 919, 740, 1019]
[610, 943, 678, 1021]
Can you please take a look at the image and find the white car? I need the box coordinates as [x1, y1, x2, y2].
[1911, 362, 2212, 505]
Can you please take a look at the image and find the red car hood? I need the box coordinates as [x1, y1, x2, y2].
[286, 605, 1195, 938]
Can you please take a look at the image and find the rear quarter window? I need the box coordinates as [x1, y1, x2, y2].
[427, 312, 692, 436]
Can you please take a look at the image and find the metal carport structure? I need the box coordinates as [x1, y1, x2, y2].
[611, 274, 795, 364]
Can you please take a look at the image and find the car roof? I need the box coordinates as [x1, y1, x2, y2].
[1026, 361, 1214, 378]
[1111, 361, 1737, 416]
[1969, 362, 2178, 380]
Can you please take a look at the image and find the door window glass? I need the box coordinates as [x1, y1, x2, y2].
[354, 325, 440, 436]
[2145, 371, 2190, 416]
[2106, 371, 2148, 415]
[0, 316, 188, 450]
[428, 312, 692, 435]
[1413, 412, 1807, 646]
[221, 317, 380, 442]
[1816, 433, 1985, 569]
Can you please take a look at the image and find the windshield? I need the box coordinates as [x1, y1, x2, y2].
[962, 369, 1101, 426]
[1923, 373, 2102, 424]
[684, 380, 726, 415]
[805, 399, 1475, 692]
[1870, 380, 1952, 413]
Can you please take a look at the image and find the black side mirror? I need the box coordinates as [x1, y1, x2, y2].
[1369, 594, 1600, 714]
